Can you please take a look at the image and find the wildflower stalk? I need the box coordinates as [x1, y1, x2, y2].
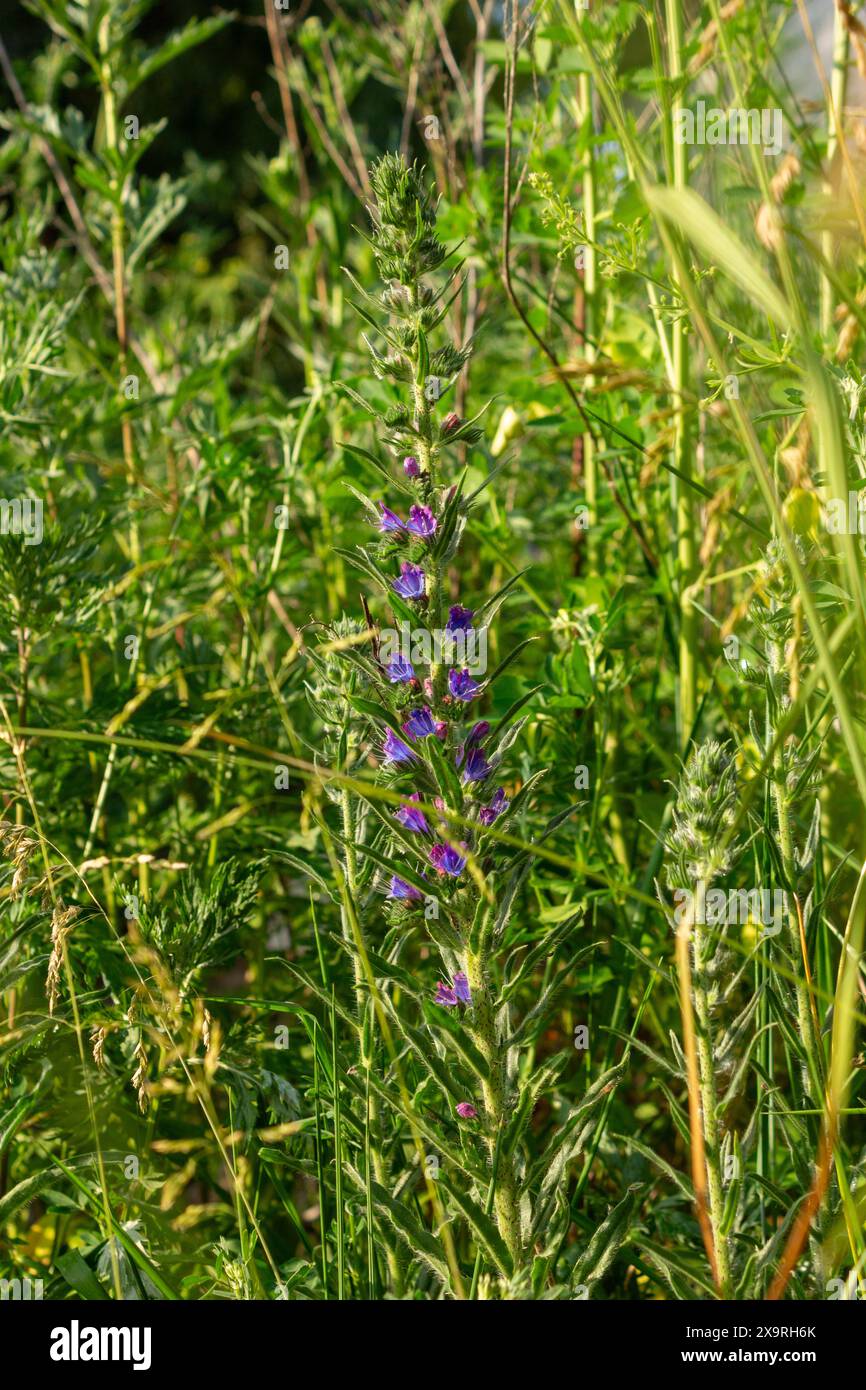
[665, 740, 738, 1296]
[463, 942, 521, 1262]
[690, 918, 731, 1296]
[766, 640, 824, 1102]
[313, 154, 548, 1290]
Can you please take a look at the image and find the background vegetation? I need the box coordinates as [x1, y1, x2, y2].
[1, 0, 865, 1300]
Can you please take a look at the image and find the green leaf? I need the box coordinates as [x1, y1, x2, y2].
[350, 1169, 451, 1289]
[571, 1184, 642, 1294]
[56, 1250, 111, 1300]
[437, 1171, 514, 1277]
[127, 15, 236, 94]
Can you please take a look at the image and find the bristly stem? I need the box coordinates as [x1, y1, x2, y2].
[690, 895, 732, 1297]
[767, 642, 825, 1103]
[464, 944, 521, 1266]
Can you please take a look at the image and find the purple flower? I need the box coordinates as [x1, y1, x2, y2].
[395, 793, 429, 834]
[429, 842, 468, 877]
[456, 1102, 478, 1119]
[403, 455, 420, 477]
[386, 654, 415, 683]
[462, 747, 490, 784]
[479, 787, 509, 825]
[447, 605, 474, 633]
[467, 721, 489, 745]
[448, 668, 480, 702]
[392, 562, 426, 600]
[406, 504, 437, 538]
[402, 706, 436, 739]
[382, 728, 416, 764]
[435, 981, 458, 1006]
[377, 502, 405, 533]
[434, 971, 472, 1007]
[389, 875, 423, 901]
[453, 971, 471, 1003]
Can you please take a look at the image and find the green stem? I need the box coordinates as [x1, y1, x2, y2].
[578, 71, 598, 540]
[821, 5, 850, 340]
[464, 946, 521, 1268]
[691, 908, 732, 1297]
[665, 0, 697, 745]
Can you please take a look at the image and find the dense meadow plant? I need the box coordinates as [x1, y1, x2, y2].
[300, 153, 633, 1297]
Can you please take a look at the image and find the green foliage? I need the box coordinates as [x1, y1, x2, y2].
[0, 0, 864, 1305]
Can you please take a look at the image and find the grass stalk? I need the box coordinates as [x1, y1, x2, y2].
[820, 3, 850, 339]
[664, 0, 698, 745]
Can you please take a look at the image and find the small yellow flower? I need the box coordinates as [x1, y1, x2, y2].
[491, 405, 525, 457]
[490, 402, 547, 457]
[783, 487, 820, 538]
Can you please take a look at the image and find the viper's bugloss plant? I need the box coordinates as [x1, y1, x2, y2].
[301, 154, 631, 1298]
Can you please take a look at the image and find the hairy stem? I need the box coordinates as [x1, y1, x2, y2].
[691, 904, 731, 1297]
[464, 946, 521, 1267]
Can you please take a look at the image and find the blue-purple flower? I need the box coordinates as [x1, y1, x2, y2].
[382, 728, 416, 764]
[393, 562, 426, 599]
[406, 504, 437, 538]
[389, 874, 423, 901]
[402, 706, 437, 739]
[385, 654, 415, 683]
[456, 720, 489, 769]
[462, 747, 490, 784]
[448, 668, 480, 702]
[403, 455, 420, 477]
[401, 709, 447, 742]
[434, 972, 472, 1007]
[395, 792, 429, 834]
[429, 842, 468, 877]
[479, 787, 509, 825]
[447, 605, 474, 632]
[377, 502, 404, 533]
